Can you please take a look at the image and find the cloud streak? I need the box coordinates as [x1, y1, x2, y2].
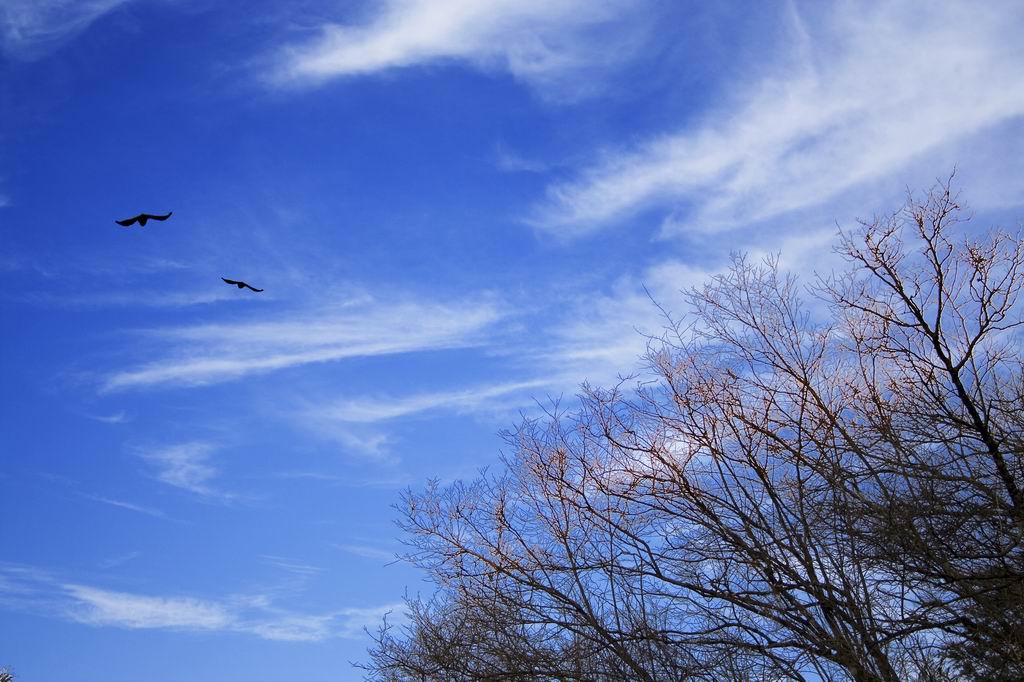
[273, 0, 646, 97]
[67, 584, 235, 631]
[65, 584, 401, 641]
[534, 1, 1024, 235]
[23, 287, 254, 309]
[86, 411, 128, 424]
[83, 494, 174, 520]
[97, 551, 142, 569]
[139, 442, 240, 503]
[0, 0, 131, 58]
[104, 298, 503, 391]
[0, 562, 402, 642]
[313, 379, 549, 424]
[335, 544, 397, 562]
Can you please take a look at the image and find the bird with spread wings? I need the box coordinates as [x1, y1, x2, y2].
[222, 277, 263, 293]
[116, 211, 173, 227]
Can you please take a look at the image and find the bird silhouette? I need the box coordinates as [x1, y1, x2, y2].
[116, 211, 173, 227]
[222, 277, 263, 293]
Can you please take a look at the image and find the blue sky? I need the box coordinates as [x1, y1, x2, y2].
[2, 1, 1024, 679]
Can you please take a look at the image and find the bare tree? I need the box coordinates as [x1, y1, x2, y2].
[364, 180, 1023, 681]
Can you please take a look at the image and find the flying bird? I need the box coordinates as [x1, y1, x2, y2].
[116, 211, 173, 227]
[222, 277, 263, 293]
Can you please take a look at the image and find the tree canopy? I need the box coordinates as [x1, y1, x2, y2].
[364, 182, 1024, 681]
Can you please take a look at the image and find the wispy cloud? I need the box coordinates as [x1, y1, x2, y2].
[335, 544, 396, 562]
[104, 298, 503, 391]
[97, 551, 142, 570]
[534, 1, 1024, 235]
[534, 225, 847, 394]
[83, 494, 174, 520]
[272, 0, 647, 97]
[313, 379, 549, 424]
[0, 0, 131, 58]
[65, 584, 398, 641]
[139, 442, 238, 502]
[535, 260, 712, 389]
[0, 562, 403, 642]
[494, 143, 550, 174]
[334, 604, 405, 638]
[87, 411, 128, 424]
[23, 287, 253, 309]
[259, 555, 324, 577]
[295, 422, 397, 462]
[0, 254, 188, 285]
[271, 471, 415, 489]
[66, 584, 235, 630]
[289, 378, 549, 465]
[536, 222, 846, 390]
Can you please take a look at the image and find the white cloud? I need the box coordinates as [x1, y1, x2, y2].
[494, 144, 549, 174]
[63, 583, 402, 641]
[0, 563, 401, 642]
[272, 471, 415, 489]
[537, 260, 713, 390]
[535, 224, 843, 392]
[83, 494, 173, 520]
[314, 379, 549, 423]
[26, 287, 253, 309]
[0, 563, 57, 602]
[88, 411, 128, 424]
[335, 604, 405, 638]
[241, 611, 340, 642]
[297, 422, 397, 462]
[335, 544, 396, 562]
[0, 0, 131, 58]
[535, 1, 1024, 235]
[66, 584, 235, 630]
[97, 551, 142, 569]
[104, 298, 503, 391]
[290, 378, 551, 465]
[260, 555, 324, 577]
[140, 442, 236, 502]
[273, 0, 646, 97]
